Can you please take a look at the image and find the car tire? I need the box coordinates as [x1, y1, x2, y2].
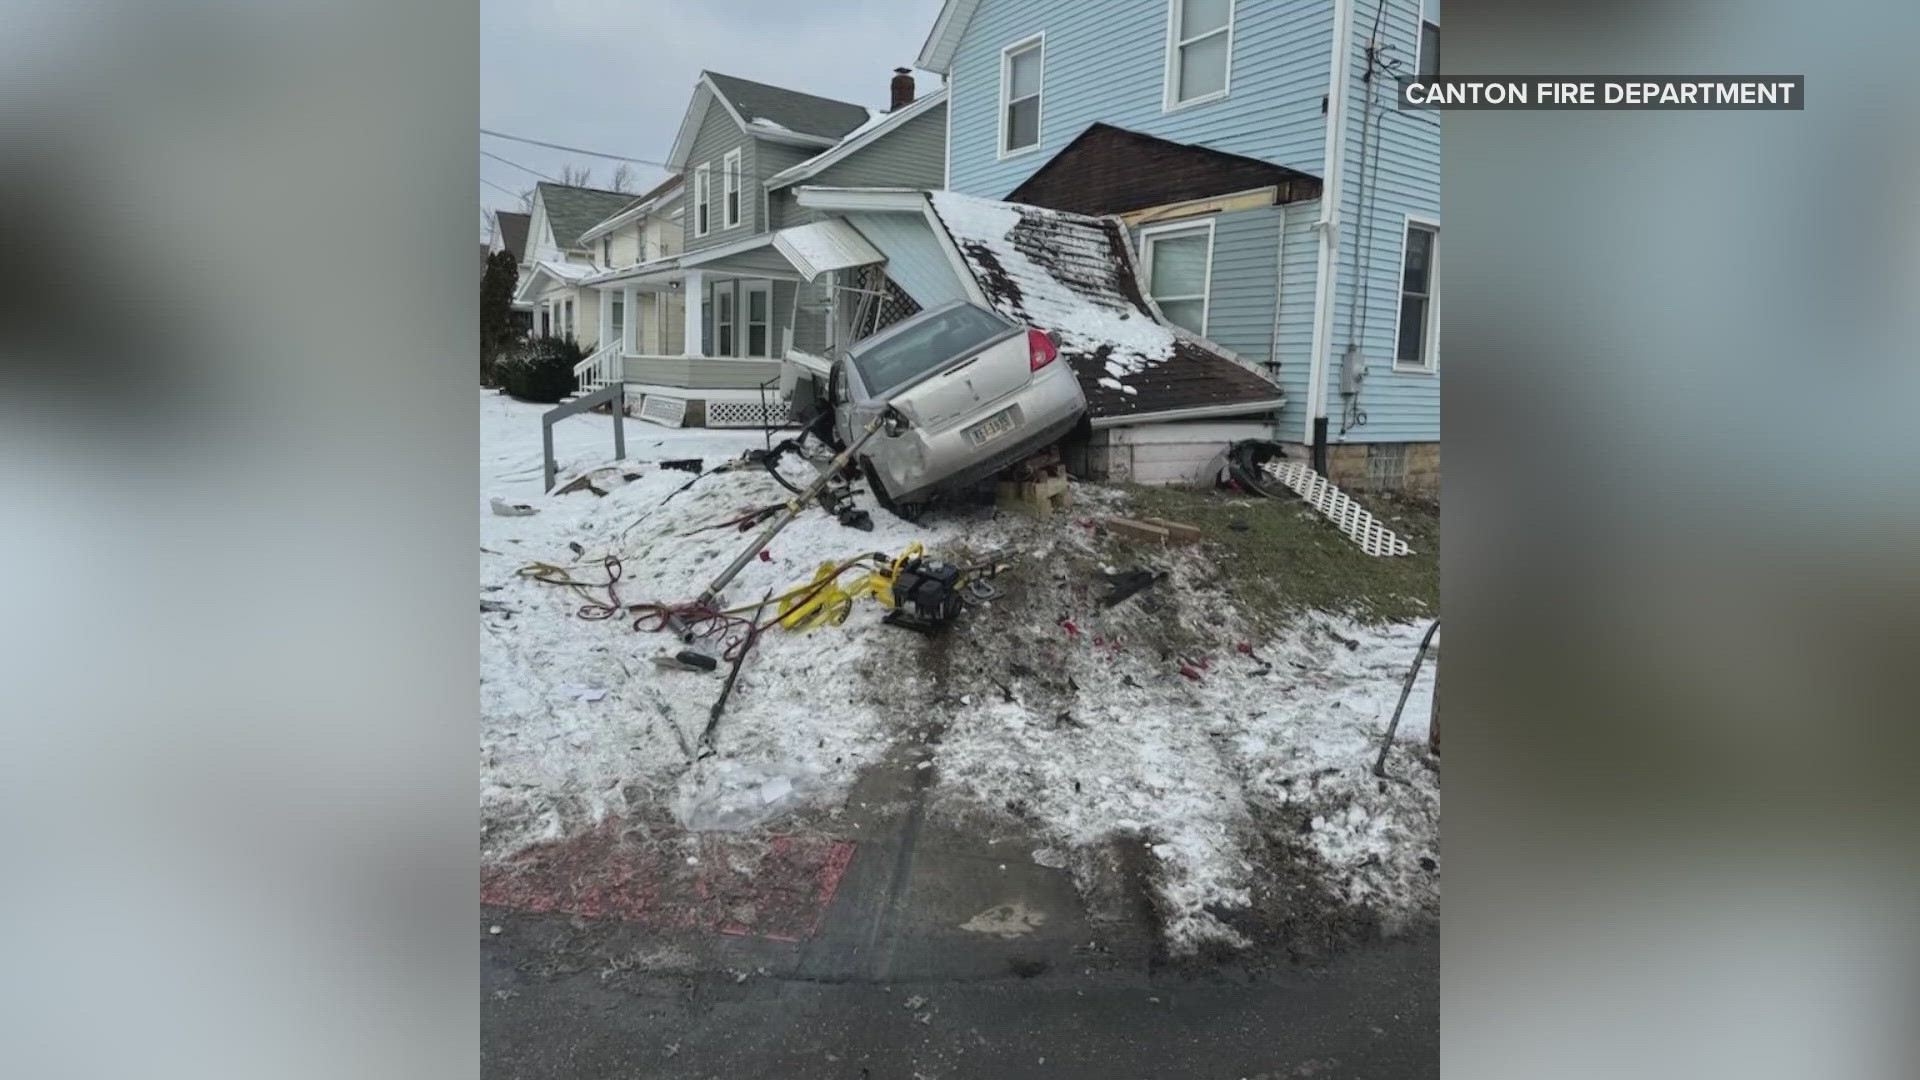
[859, 455, 925, 523]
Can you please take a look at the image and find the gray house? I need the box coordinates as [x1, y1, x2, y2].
[577, 69, 948, 426]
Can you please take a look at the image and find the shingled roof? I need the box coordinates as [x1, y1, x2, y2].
[536, 182, 642, 250]
[705, 71, 872, 141]
[926, 192, 1282, 421]
[1006, 123, 1320, 217]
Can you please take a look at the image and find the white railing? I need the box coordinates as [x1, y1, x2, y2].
[571, 341, 622, 395]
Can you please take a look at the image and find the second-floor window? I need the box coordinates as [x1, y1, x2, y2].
[722, 149, 742, 229]
[999, 35, 1043, 155]
[693, 164, 711, 237]
[1140, 219, 1214, 335]
[1396, 220, 1439, 370]
[601, 237, 612, 266]
[1167, 0, 1233, 108]
[1418, 20, 1440, 82]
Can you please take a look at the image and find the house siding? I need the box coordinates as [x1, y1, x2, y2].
[684, 98, 756, 252]
[768, 102, 948, 231]
[841, 211, 970, 310]
[1326, 0, 1439, 443]
[946, 0, 1332, 200]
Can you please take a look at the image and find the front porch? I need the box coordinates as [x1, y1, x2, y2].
[572, 223, 890, 428]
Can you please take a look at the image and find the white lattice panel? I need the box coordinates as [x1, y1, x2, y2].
[1263, 461, 1413, 557]
[637, 394, 687, 428]
[705, 399, 791, 428]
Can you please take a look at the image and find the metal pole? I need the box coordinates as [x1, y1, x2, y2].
[1373, 619, 1440, 778]
[612, 382, 626, 461]
[678, 408, 897, 630]
[542, 418, 556, 493]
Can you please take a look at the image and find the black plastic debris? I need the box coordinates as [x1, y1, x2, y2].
[1100, 568, 1167, 608]
[659, 458, 703, 473]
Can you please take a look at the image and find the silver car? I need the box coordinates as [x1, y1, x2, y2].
[828, 300, 1088, 508]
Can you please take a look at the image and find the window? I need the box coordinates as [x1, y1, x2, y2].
[999, 35, 1043, 156]
[745, 282, 770, 357]
[563, 298, 575, 340]
[693, 163, 711, 237]
[610, 294, 624, 350]
[1139, 220, 1214, 334]
[1417, 20, 1440, 82]
[601, 237, 612, 266]
[1395, 220, 1439, 370]
[714, 285, 735, 356]
[722, 149, 742, 229]
[1166, 0, 1233, 108]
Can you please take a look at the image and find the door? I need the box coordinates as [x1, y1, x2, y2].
[744, 282, 771, 357]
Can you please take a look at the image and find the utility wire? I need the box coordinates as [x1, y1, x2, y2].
[482, 149, 557, 182]
[482, 127, 673, 168]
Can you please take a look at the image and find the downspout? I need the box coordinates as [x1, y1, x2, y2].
[1304, 0, 1358, 473]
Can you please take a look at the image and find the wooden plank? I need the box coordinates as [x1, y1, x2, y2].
[1105, 517, 1171, 544]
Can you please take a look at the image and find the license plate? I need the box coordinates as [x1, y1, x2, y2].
[966, 407, 1018, 447]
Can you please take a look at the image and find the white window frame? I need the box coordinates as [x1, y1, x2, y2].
[743, 281, 771, 357]
[1414, 17, 1440, 84]
[714, 283, 736, 357]
[1138, 217, 1216, 336]
[1163, 0, 1235, 112]
[693, 163, 712, 238]
[1392, 214, 1440, 373]
[722, 148, 742, 229]
[997, 33, 1045, 160]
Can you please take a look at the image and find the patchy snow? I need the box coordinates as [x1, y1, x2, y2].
[480, 389, 1015, 858]
[479, 389, 1438, 953]
[928, 191, 1179, 380]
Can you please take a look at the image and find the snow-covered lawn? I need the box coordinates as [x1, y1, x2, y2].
[479, 389, 1438, 955]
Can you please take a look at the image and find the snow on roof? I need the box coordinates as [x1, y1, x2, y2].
[533, 259, 594, 283]
[926, 191, 1281, 420]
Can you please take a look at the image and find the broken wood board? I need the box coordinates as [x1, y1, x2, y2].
[1260, 461, 1413, 557]
[1105, 516, 1198, 544]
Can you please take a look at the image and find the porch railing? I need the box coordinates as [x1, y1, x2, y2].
[571, 341, 622, 395]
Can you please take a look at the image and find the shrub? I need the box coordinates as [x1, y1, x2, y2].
[496, 336, 582, 404]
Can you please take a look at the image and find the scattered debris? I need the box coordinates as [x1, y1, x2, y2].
[553, 473, 608, 497]
[1031, 847, 1068, 869]
[659, 458, 703, 473]
[489, 496, 538, 517]
[652, 650, 718, 673]
[1261, 460, 1412, 557]
[1104, 515, 1200, 544]
[1099, 568, 1166, 608]
[902, 995, 928, 1011]
[558, 686, 607, 703]
[488, 924, 502, 935]
[480, 599, 514, 616]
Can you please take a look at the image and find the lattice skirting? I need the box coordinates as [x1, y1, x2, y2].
[704, 399, 794, 428]
[1262, 460, 1413, 557]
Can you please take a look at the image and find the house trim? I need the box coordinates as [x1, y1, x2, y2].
[916, 0, 981, 74]
[667, 74, 749, 172]
[997, 32, 1046, 161]
[1118, 187, 1277, 228]
[722, 148, 742, 229]
[1161, 0, 1236, 114]
[763, 89, 950, 191]
[1137, 217, 1217, 336]
[1305, 0, 1359, 444]
[1391, 212, 1441, 375]
[1091, 398, 1288, 429]
[692, 163, 712, 238]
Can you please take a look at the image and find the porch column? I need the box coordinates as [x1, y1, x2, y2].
[622, 287, 636, 353]
[682, 269, 705, 357]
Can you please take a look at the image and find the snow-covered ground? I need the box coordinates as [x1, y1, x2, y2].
[480, 389, 1438, 954]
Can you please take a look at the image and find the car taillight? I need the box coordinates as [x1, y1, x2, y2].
[1027, 327, 1058, 372]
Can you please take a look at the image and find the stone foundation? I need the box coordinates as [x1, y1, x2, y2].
[1284, 441, 1440, 499]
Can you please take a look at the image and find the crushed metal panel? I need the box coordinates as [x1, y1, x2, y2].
[638, 394, 688, 428]
[1263, 461, 1412, 557]
[772, 220, 886, 282]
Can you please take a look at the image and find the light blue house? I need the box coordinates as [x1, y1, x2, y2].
[918, 0, 1441, 491]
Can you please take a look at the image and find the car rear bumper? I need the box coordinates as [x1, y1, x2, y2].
[875, 365, 1087, 503]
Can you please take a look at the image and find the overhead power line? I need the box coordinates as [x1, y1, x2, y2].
[482, 127, 669, 167]
[481, 149, 557, 182]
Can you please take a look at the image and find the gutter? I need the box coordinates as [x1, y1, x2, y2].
[1304, 0, 1358, 461]
[1091, 399, 1288, 429]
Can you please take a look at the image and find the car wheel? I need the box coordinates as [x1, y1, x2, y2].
[859, 456, 926, 523]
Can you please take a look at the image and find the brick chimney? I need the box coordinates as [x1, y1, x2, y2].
[889, 67, 915, 112]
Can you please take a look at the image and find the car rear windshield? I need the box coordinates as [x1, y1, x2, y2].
[850, 304, 1014, 395]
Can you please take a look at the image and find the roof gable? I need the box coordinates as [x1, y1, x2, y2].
[916, 0, 981, 74]
[492, 211, 530, 262]
[765, 89, 949, 191]
[1006, 124, 1322, 216]
[535, 182, 641, 250]
[704, 71, 870, 141]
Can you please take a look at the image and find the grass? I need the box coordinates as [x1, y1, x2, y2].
[1119, 483, 1438, 626]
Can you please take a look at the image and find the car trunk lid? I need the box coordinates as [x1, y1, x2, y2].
[887, 330, 1033, 431]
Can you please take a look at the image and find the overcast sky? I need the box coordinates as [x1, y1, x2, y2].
[481, 0, 947, 235]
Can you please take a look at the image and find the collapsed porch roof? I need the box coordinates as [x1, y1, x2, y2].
[1004, 123, 1321, 218]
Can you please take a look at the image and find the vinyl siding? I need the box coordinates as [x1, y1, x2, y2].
[947, 0, 1332, 199]
[684, 98, 754, 251]
[841, 211, 971, 310]
[1325, 0, 1439, 443]
[767, 102, 948, 231]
